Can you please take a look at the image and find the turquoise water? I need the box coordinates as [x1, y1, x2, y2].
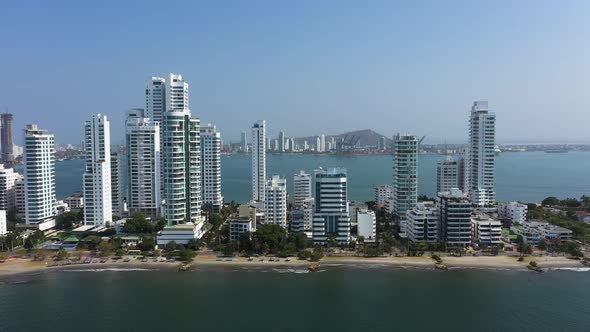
[1, 266, 589, 331]
[51, 152, 590, 203]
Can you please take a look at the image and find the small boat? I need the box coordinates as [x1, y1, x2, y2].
[179, 263, 191, 272]
[435, 263, 448, 271]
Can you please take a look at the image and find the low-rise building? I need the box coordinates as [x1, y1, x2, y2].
[229, 217, 253, 241]
[156, 224, 202, 246]
[537, 223, 573, 242]
[349, 201, 368, 225]
[54, 200, 70, 215]
[291, 209, 305, 233]
[497, 202, 527, 224]
[511, 225, 542, 246]
[471, 215, 502, 245]
[65, 192, 84, 209]
[406, 202, 438, 243]
[357, 210, 377, 242]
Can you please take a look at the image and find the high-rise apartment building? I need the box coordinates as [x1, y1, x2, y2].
[0, 165, 16, 211]
[293, 170, 312, 208]
[264, 175, 287, 227]
[14, 174, 25, 218]
[319, 134, 326, 153]
[251, 120, 266, 202]
[145, 77, 166, 126]
[457, 147, 469, 193]
[125, 108, 161, 220]
[438, 189, 472, 248]
[436, 157, 459, 194]
[312, 167, 350, 244]
[200, 124, 223, 213]
[469, 101, 496, 206]
[161, 73, 202, 232]
[1, 113, 15, 167]
[392, 134, 418, 220]
[375, 184, 393, 209]
[83, 114, 112, 226]
[278, 131, 285, 153]
[110, 150, 125, 219]
[24, 124, 56, 225]
[240, 131, 248, 153]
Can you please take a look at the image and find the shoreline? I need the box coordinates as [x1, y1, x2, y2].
[0, 254, 585, 278]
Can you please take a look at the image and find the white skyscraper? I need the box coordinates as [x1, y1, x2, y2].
[251, 120, 266, 202]
[126, 108, 161, 220]
[24, 124, 56, 225]
[83, 114, 112, 226]
[162, 73, 203, 232]
[240, 131, 248, 153]
[469, 101, 496, 206]
[436, 157, 459, 194]
[312, 167, 350, 244]
[200, 124, 223, 213]
[315, 136, 321, 152]
[145, 77, 166, 126]
[392, 134, 418, 221]
[264, 175, 287, 227]
[293, 170, 312, 208]
[278, 131, 285, 153]
[319, 134, 326, 152]
[0, 164, 16, 211]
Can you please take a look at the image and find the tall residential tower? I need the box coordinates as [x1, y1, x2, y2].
[24, 124, 56, 225]
[161, 74, 203, 232]
[468, 101, 496, 206]
[392, 134, 418, 221]
[83, 114, 112, 226]
[251, 120, 266, 202]
[1, 114, 15, 167]
[200, 124, 223, 213]
[125, 108, 161, 220]
[312, 167, 350, 244]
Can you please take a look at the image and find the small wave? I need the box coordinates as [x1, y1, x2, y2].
[65, 268, 157, 272]
[272, 268, 309, 274]
[550, 267, 590, 272]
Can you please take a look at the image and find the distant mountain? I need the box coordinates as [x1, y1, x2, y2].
[294, 129, 391, 147]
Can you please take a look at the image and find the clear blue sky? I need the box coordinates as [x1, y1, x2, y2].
[2, 0, 589, 145]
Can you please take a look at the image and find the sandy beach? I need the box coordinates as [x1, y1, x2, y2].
[1, 253, 584, 277]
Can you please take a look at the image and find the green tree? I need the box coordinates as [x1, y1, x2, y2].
[541, 197, 560, 206]
[56, 247, 69, 260]
[98, 240, 114, 257]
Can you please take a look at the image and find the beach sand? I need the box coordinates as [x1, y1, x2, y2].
[0, 253, 584, 277]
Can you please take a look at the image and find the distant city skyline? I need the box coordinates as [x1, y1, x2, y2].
[3, 1, 590, 145]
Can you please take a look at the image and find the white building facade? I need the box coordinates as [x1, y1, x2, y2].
[264, 175, 287, 227]
[293, 170, 312, 208]
[406, 202, 439, 243]
[251, 120, 266, 202]
[125, 108, 161, 220]
[357, 210, 377, 242]
[469, 101, 496, 206]
[497, 202, 527, 224]
[161, 73, 202, 233]
[0, 164, 16, 212]
[375, 184, 393, 209]
[200, 124, 223, 213]
[83, 114, 113, 226]
[24, 124, 56, 225]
